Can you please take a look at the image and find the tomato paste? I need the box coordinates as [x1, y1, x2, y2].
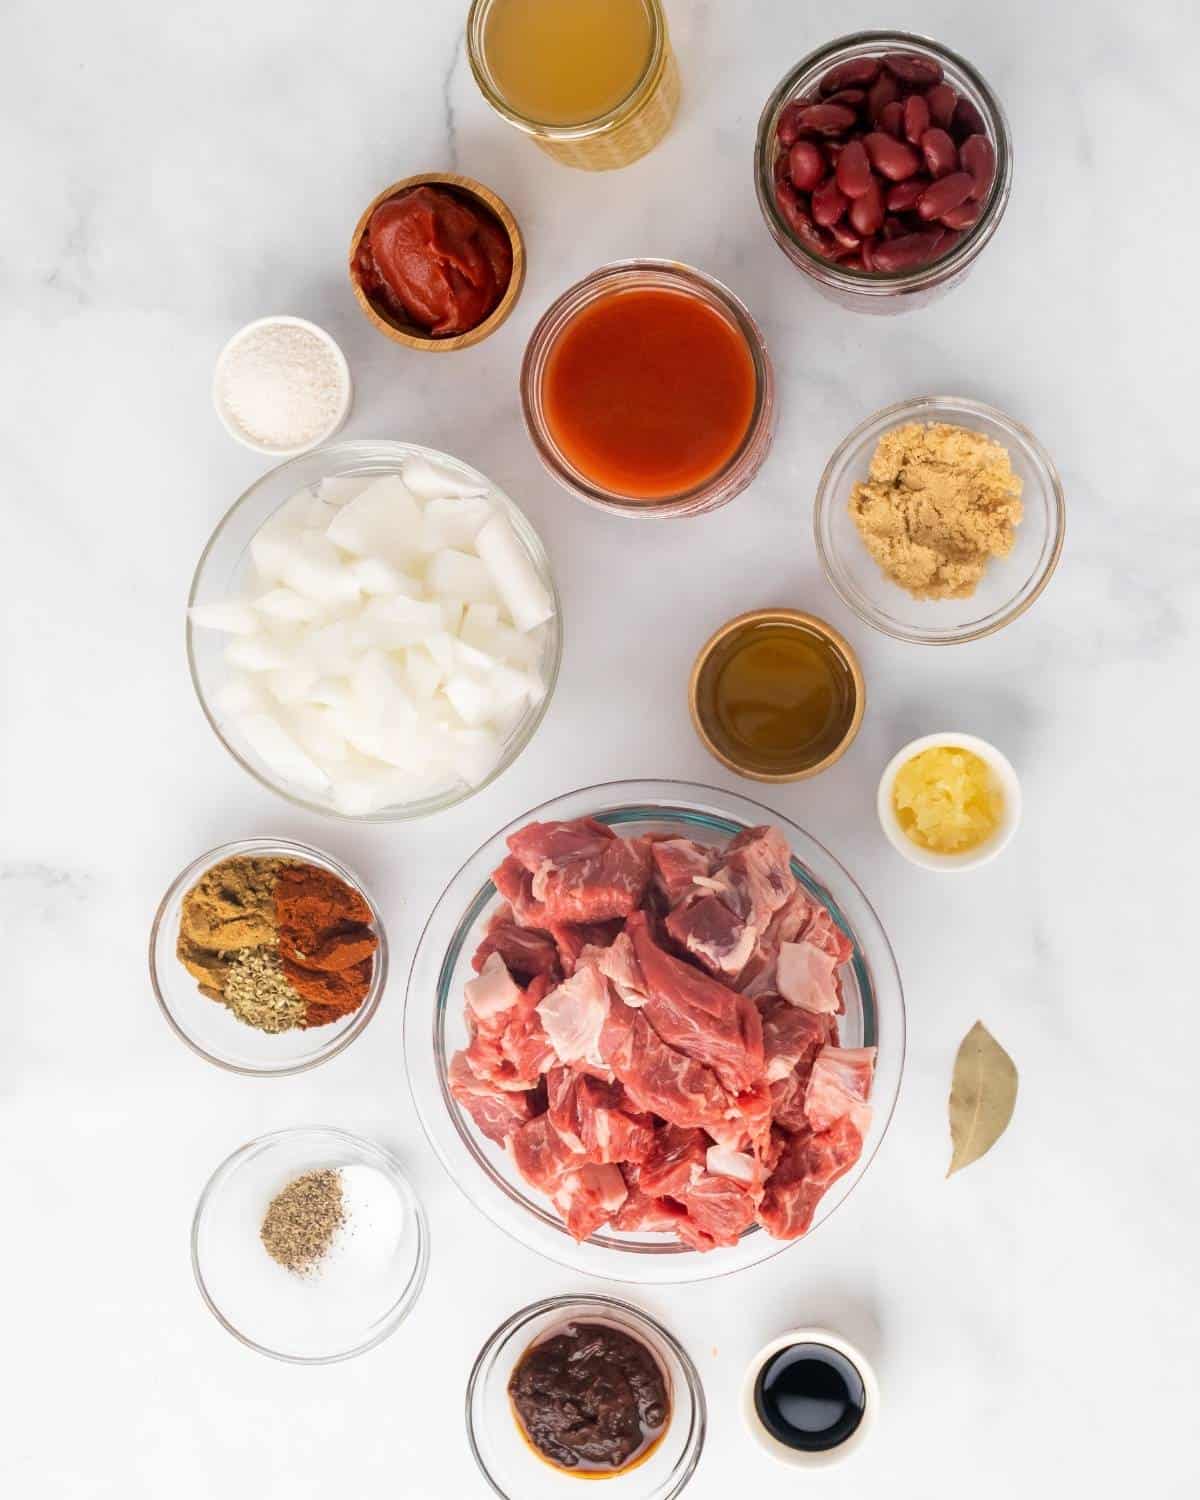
[354, 186, 512, 336]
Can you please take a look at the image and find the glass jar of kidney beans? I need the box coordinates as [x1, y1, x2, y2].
[754, 32, 1011, 313]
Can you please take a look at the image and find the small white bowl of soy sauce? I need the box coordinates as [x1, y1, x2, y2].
[742, 1327, 878, 1467]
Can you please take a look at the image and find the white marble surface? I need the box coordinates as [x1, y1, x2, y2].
[3, 0, 1198, 1494]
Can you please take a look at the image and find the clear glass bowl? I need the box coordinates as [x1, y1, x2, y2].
[149, 838, 387, 1075]
[404, 779, 904, 1284]
[192, 1126, 428, 1363]
[187, 439, 562, 820]
[520, 262, 776, 518]
[814, 395, 1066, 644]
[754, 31, 1012, 313]
[466, 1294, 706, 1499]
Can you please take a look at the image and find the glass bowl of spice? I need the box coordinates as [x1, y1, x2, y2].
[149, 838, 387, 1075]
[813, 395, 1066, 645]
[193, 1126, 429, 1363]
[466, 1294, 706, 1499]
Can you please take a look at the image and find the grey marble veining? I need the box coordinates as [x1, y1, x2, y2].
[2, 1, 1198, 1496]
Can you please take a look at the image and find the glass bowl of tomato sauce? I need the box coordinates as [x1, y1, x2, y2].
[520, 261, 776, 518]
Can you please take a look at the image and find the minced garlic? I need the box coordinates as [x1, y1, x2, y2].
[892, 745, 1003, 854]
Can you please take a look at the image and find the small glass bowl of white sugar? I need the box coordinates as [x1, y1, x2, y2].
[213, 315, 353, 456]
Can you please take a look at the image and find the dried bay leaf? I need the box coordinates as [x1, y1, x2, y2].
[947, 1020, 1018, 1177]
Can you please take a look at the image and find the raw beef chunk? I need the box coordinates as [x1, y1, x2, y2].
[449, 816, 871, 1249]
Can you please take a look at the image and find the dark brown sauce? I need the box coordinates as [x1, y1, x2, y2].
[754, 1341, 866, 1452]
[694, 617, 859, 776]
[508, 1320, 670, 1477]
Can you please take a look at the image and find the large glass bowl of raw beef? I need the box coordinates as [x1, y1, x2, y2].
[404, 779, 904, 1284]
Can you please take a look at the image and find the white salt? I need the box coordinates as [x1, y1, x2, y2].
[217, 321, 348, 450]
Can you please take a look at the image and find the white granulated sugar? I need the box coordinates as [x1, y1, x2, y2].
[219, 322, 346, 449]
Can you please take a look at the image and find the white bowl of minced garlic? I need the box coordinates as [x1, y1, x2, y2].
[877, 733, 1022, 872]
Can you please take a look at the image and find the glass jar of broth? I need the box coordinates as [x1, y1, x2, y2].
[467, 0, 680, 171]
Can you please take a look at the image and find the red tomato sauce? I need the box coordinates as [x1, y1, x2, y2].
[354, 186, 512, 337]
[541, 287, 758, 501]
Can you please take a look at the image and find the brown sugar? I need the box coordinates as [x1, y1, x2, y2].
[848, 422, 1023, 600]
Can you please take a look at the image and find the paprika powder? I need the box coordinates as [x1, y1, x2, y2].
[274, 863, 378, 1026]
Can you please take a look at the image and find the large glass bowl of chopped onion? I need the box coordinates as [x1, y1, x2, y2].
[404, 779, 905, 1285]
[187, 440, 562, 819]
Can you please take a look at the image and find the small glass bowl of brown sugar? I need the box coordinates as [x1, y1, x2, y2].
[149, 838, 387, 1075]
[814, 395, 1065, 645]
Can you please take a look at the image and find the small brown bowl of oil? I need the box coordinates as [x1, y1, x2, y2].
[689, 609, 864, 782]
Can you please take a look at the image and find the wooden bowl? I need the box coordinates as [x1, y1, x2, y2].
[348, 172, 525, 352]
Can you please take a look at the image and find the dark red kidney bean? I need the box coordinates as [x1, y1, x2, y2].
[830, 220, 862, 251]
[825, 89, 866, 111]
[812, 176, 849, 226]
[776, 181, 835, 254]
[920, 127, 958, 178]
[917, 171, 974, 220]
[796, 102, 858, 135]
[848, 177, 885, 235]
[835, 139, 874, 197]
[860, 236, 877, 270]
[820, 56, 881, 94]
[840, 254, 867, 271]
[824, 140, 844, 166]
[925, 83, 957, 128]
[959, 134, 996, 199]
[869, 229, 944, 272]
[878, 100, 904, 138]
[939, 199, 981, 229]
[883, 52, 944, 86]
[903, 94, 930, 144]
[882, 215, 907, 240]
[863, 131, 921, 181]
[886, 177, 930, 213]
[951, 96, 986, 141]
[788, 141, 825, 191]
[867, 70, 899, 122]
[777, 102, 804, 147]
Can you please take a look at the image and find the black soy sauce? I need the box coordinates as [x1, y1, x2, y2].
[754, 1342, 866, 1453]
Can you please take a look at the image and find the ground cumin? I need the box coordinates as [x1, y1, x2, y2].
[848, 422, 1023, 600]
[177, 856, 284, 1000]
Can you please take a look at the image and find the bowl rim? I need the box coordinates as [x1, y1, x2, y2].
[688, 608, 866, 781]
[404, 777, 906, 1284]
[740, 1325, 880, 1468]
[148, 836, 388, 1075]
[191, 1125, 430, 1364]
[185, 438, 563, 821]
[813, 394, 1066, 644]
[876, 731, 1022, 871]
[465, 1292, 707, 1499]
[348, 173, 526, 351]
[212, 315, 353, 456]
